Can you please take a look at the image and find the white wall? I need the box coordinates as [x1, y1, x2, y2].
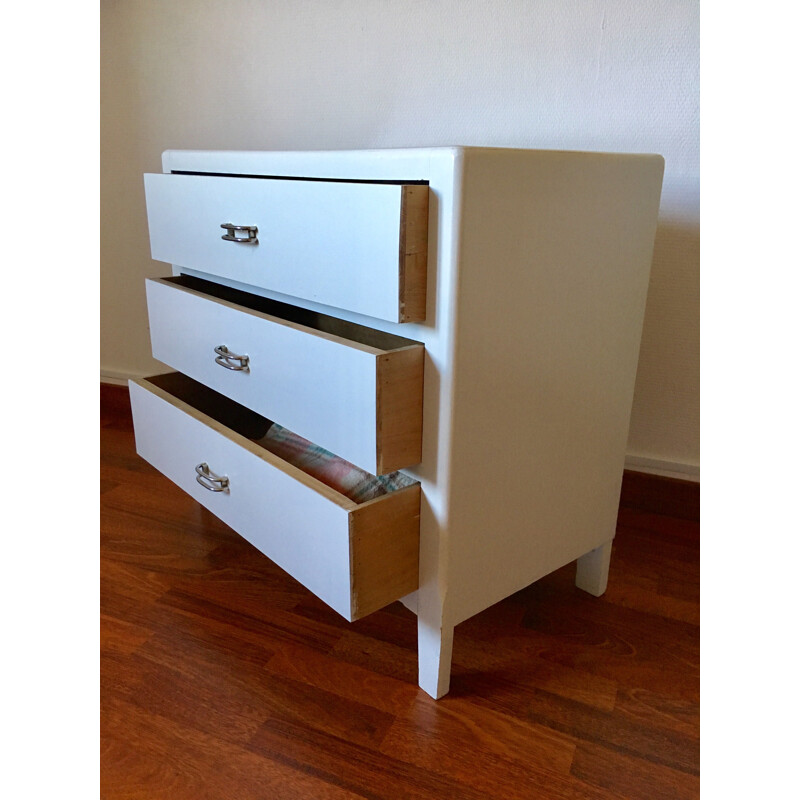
[101, 0, 699, 476]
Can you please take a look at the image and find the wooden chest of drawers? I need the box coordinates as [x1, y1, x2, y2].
[130, 147, 664, 698]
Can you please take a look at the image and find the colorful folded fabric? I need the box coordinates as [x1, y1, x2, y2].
[259, 423, 414, 504]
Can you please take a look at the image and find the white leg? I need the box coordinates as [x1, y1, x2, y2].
[414, 495, 453, 698]
[417, 612, 454, 699]
[575, 539, 613, 596]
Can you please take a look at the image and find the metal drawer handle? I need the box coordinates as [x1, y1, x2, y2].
[195, 462, 229, 493]
[220, 223, 258, 244]
[214, 344, 250, 372]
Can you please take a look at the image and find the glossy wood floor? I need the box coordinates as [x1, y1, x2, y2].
[101, 388, 699, 799]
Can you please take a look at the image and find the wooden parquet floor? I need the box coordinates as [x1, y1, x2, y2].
[101, 389, 699, 799]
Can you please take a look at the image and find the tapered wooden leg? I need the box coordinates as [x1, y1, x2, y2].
[417, 614, 454, 699]
[575, 540, 613, 596]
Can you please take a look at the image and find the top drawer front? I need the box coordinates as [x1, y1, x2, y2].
[144, 173, 428, 323]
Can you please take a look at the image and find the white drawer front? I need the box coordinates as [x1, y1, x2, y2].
[129, 376, 420, 621]
[144, 173, 427, 323]
[146, 277, 423, 475]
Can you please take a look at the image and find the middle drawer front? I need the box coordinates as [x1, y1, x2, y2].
[146, 276, 424, 476]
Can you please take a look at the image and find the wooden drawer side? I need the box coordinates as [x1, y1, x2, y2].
[349, 484, 421, 620]
[398, 184, 429, 323]
[375, 346, 424, 475]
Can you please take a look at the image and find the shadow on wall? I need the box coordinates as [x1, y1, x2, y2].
[644, 219, 699, 353]
[629, 218, 700, 465]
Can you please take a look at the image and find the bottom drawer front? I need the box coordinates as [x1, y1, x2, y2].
[129, 375, 419, 621]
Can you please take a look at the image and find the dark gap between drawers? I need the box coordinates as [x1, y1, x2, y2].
[170, 169, 429, 186]
[146, 372, 416, 504]
[165, 275, 420, 352]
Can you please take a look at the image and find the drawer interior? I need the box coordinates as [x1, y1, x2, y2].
[165, 275, 420, 353]
[146, 372, 417, 505]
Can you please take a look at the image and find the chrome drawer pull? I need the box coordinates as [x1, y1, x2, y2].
[220, 223, 258, 244]
[195, 462, 229, 493]
[214, 344, 250, 372]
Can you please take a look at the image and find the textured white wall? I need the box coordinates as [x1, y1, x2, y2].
[101, 0, 699, 474]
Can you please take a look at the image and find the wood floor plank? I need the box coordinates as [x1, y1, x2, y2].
[601, 580, 700, 625]
[380, 719, 624, 800]
[136, 607, 280, 679]
[264, 640, 584, 795]
[101, 477, 120, 495]
[134, 621, 396, 753]
[618, 470, 699, 522]
[451, 633, 619, 711]
[102, 489, 233, 555]
[101, 560, 172, 628]
[248, 716, 491, 800]
[293, 594, 420, 652]
[611, 686, 700, 741]
[524, 596, 700, 671]
[379, 693, 577, 779]
[106, 650, 272, 746]
[264, 640, 421, 717]
[467, 686, 699, 776]
[331, 629, 420, 685]
[615, 506, 700, 545]
[515, 579, 699, 702]
[102, 695, 363, 800]
[571, 741, 700, 800]
[101, 613, 154, 656]
[157, 585, 344, 655]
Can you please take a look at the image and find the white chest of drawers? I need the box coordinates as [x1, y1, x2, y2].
[130, 146, 664, 699]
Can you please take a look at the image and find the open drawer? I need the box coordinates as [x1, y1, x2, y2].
[143, 172, 428, 323]
[129, 373, 420, 621]
[146, 275, 424, 475]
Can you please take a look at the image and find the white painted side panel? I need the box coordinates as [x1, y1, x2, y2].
[444, 149, 664, 626]
[144, 173, 405, 322]
[145, 278, 380, 473]
[128, 379, 355, 619]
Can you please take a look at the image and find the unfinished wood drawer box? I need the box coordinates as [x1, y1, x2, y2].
[143, 172, 428, 324]
[145, 274, 424, 475]
[129, 373, 420, 622]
